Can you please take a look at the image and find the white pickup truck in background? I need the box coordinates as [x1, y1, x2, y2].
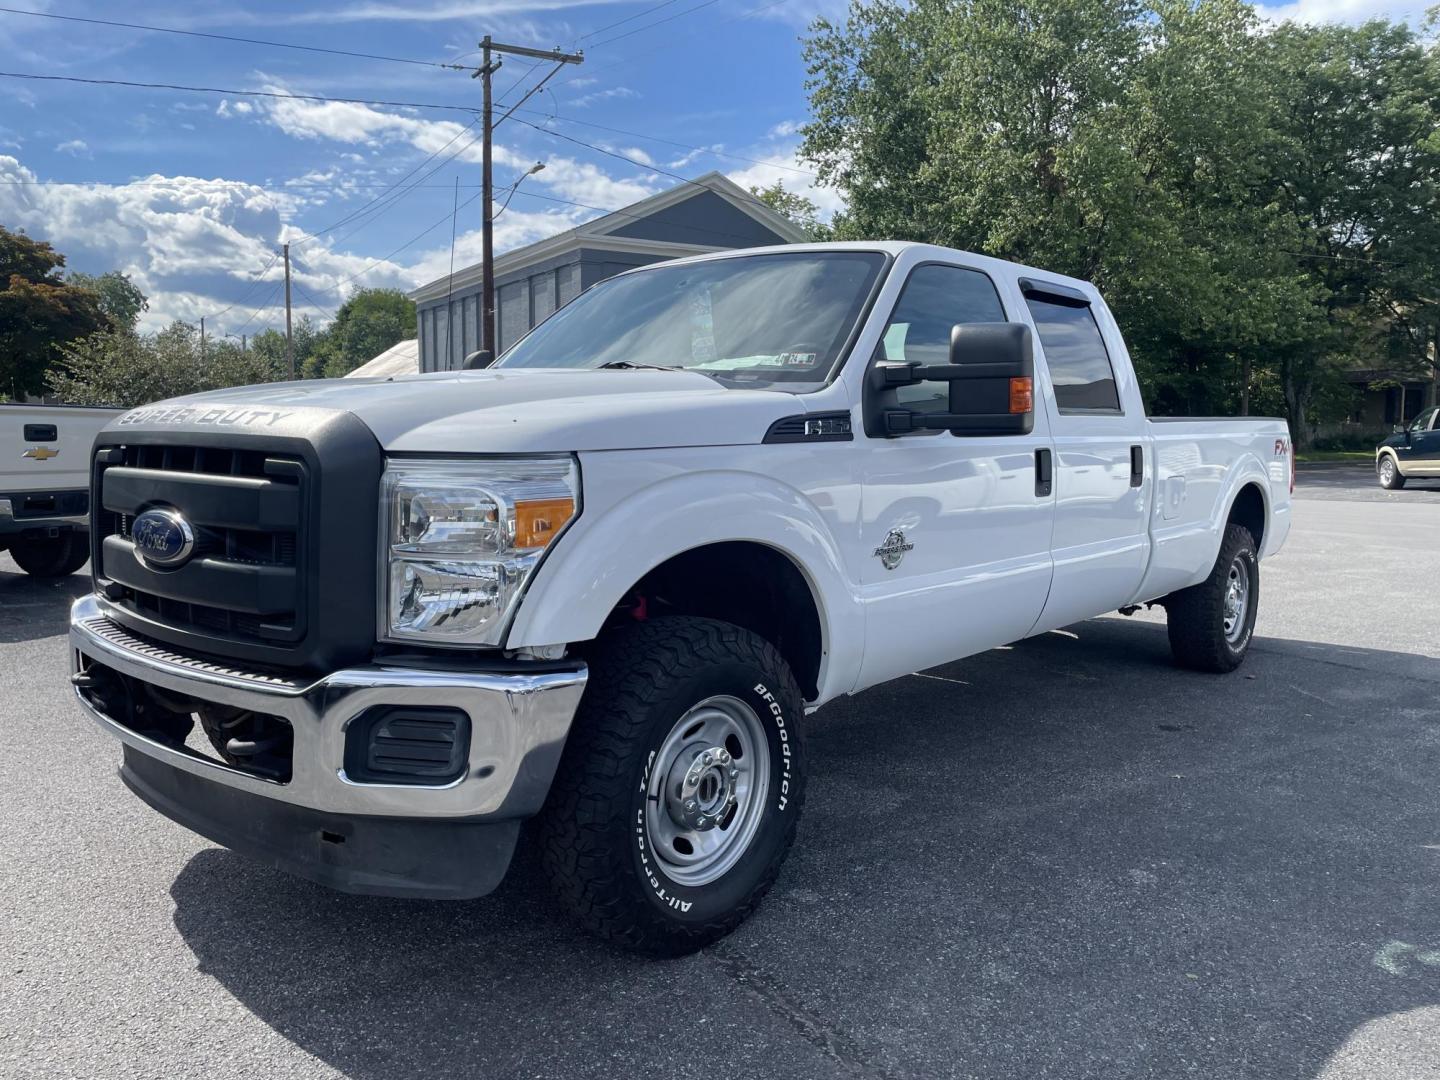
[66, 242, 1292, 954]
[2, 403, 118, 577]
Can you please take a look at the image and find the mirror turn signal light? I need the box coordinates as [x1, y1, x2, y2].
[514, 497, 575, 549]
[1009, 377, 1034, 414]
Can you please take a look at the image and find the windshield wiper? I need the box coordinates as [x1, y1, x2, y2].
[596, 360, 682, 371]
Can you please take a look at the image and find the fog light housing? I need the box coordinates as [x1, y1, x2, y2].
[343, 706, 471, 786]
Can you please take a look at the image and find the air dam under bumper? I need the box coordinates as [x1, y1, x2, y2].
[68, 593, 588, 899]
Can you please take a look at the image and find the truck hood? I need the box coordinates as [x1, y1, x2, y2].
[112, 369, 807, 452]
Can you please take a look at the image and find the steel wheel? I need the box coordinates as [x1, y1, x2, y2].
[644, 695, 771, 887]
[1379, 457, 1396, 486]
[1223, 556, 1251, 644]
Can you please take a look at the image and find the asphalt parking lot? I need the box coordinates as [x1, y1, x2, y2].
[2, 462, 1438, 1080]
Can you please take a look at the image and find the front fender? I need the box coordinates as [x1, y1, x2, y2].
[505, 465, 862, 705]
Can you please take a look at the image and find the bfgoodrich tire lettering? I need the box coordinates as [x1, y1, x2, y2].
[538, 616, 805, 955]
[1163, 523, 1259, 673]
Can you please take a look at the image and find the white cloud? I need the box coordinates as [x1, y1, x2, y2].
[54, 139, 90, 157]
[216, 99, 256, 118]
[242, 88, 658, 212]
[262, 0, 631, 24]
[1254, 0, 1431, 21]
[566, 86, 639, 109]
[0, 155, 291, 332]
[723, 130, 842, 221]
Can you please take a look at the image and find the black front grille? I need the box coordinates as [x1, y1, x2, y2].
[95, 443, 306, 647]
[91, 415, 383, 672]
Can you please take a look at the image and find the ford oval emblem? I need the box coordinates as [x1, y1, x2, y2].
[131, 508, 196, 568]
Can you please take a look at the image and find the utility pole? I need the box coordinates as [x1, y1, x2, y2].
[282, 242, 294, 379]
[471, 39, 582, 358]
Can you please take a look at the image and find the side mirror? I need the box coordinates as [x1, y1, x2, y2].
[868, 322, 1035, 437]
[463, 348, 495, 370]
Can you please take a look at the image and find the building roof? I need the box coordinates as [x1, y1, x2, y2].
[408, 171, 811, 304]
[345, 338, 419, 379]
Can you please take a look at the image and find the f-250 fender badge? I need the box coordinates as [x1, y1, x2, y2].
[873, 529, 914, 571]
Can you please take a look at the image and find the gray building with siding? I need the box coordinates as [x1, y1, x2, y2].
[408, 172, 809, 373]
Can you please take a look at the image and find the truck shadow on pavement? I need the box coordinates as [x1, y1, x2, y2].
[0, 560, 90, 645]
[168, 618, 1440, 1080]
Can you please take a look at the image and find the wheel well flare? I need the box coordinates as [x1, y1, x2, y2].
[599, 542, 824, 700]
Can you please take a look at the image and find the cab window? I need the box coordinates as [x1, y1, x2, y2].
[1024, 294, 1122, 414]
[875, 264, 1007, 417]
[1411, 407, 1438, 432]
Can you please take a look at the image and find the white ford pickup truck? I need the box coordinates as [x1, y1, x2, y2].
[67, 242, 1292, 953]
[2, 403, 118, 576]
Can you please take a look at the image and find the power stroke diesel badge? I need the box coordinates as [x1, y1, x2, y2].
[873, 529, 914, 571]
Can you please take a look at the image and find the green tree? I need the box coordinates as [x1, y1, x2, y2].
[749, 181, 833, 240]
[1263, 18, 1440, 434]
[317, 288, 416, 378]
[248, 316, 328, 382]
[67, 270, 149, 332]
[799, 0, 1440, 441]
[0, 226, 109, 399]
[45, 322, 277, 408]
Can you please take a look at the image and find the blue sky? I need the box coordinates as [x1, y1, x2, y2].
[0, 0, 1427, 340]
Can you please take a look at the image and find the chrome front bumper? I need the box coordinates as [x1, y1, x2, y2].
[68, 593, 588, 821]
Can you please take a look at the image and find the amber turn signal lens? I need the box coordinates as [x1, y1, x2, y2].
[1009, 376, 1034, 414]
[514, 497, 575, 549]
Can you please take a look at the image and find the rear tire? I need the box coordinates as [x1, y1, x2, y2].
[1378, 454, 1406, 489]
[9, 532, 90, 577]
[1163, 523, 1259, 673]
[539, 616, 805, 955]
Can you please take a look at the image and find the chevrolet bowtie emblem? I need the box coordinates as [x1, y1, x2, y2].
[22, 446, 59, 461]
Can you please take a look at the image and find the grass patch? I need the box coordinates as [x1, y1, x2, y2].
[1296, 450, 1375, 463]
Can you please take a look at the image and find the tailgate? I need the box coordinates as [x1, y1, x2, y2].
[1, 405, 116, 494]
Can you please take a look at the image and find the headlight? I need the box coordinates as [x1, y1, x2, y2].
[381, 457, 579, 646]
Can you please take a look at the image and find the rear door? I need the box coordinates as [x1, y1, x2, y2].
[855, 260, 1055, 690]
[1020, 280, 1151, 634]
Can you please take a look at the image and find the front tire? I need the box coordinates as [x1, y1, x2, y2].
[1163, 523, 1259, 673]
[539, 616, 805, 955]
[1378, 454, 1406, 489]
[8, 532, 90, 577]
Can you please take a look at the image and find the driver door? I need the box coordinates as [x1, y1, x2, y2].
[855, 261, 1055, 692]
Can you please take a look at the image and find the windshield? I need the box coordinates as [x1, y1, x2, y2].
[495, 251, 887, 390]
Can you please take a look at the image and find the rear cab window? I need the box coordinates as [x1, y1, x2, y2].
[1021, 283, 1123, 415]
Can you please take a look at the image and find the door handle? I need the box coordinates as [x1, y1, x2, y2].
[1035, 448, 1053, 498]
[1130, 445, 1144, 487]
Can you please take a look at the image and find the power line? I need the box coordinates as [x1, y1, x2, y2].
[289, 119, 481, 246]
[231, 280, 286, 338]
[318, 129, 486, 253]
[0, 6, 468, 69]
[290, 278, 338, 320]
[554, 0, 793, 90]
[0, 71, 479, 113]
[516, 107, 815, 176]
[202, 249, 283, 323]
[513, 116, 806, 225]
[576, 0, 686, 42]
[586, 0, 724, 49]
[322, 189, 484, 295]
